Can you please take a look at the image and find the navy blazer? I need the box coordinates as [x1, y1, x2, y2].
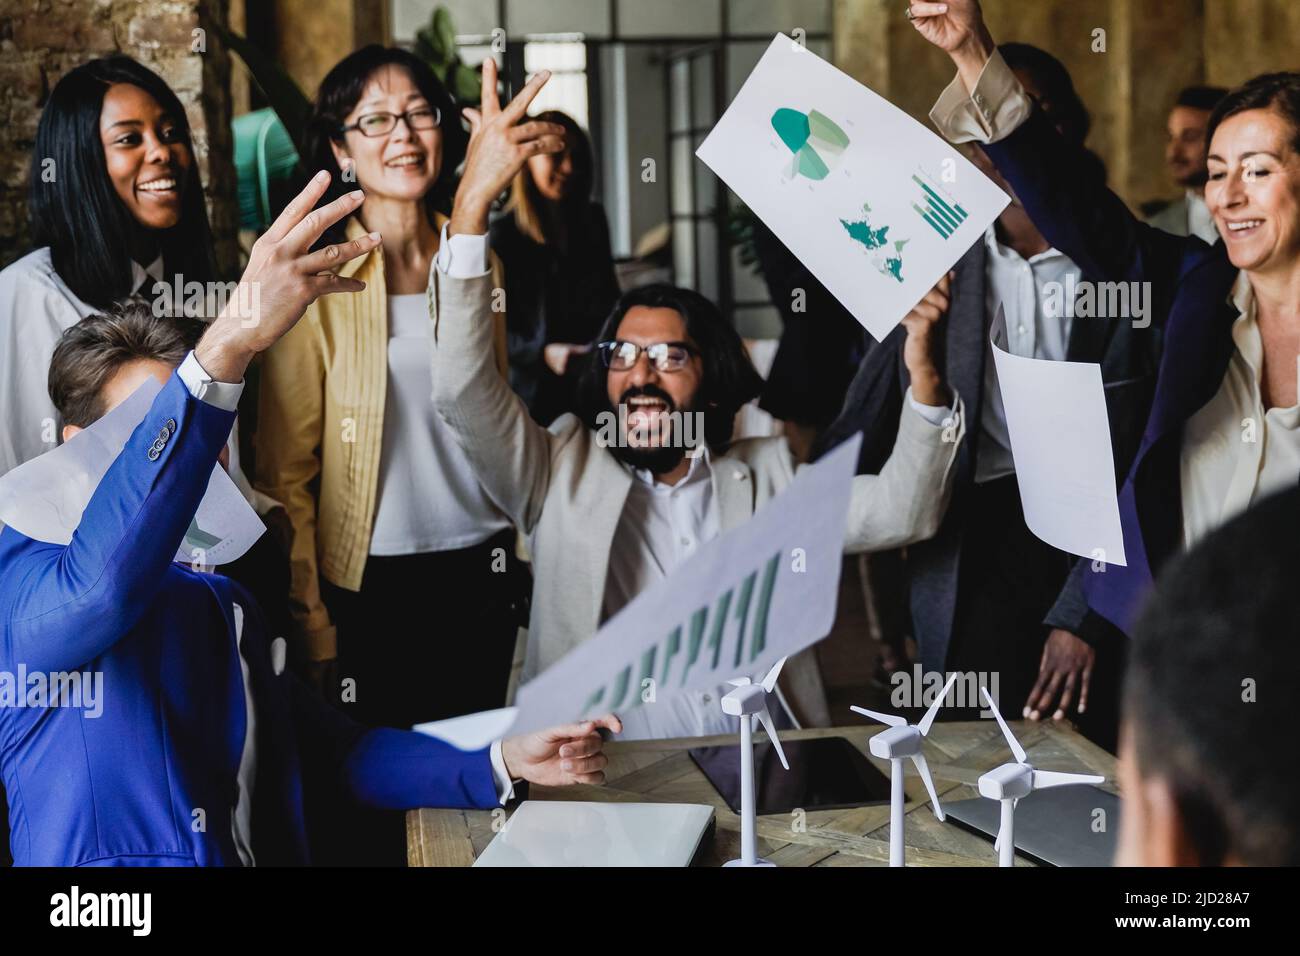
[981, 107, 1249, 639]
[815, 218, 1163, 672]
[0, 372, 499, 866]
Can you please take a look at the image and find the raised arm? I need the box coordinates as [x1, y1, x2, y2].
[910, 0, 1190, 292]
[430, 59, 570, 533]
[3, 173, 380, 674]
[841, 276, 966, 551]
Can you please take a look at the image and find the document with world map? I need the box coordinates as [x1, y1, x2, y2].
[697, 34, 1009, 340]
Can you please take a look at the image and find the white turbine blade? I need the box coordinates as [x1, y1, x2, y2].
[756, 708, 790, 770]
[760, 655, 788, 693]
[980, 686, 1027, 764]
[918, 673, 960, 736]
[727, 676, 751, 687]
[910, 751, 944, 821]
[849, 705, 907, 727]
[1032, 769, 1105, 790]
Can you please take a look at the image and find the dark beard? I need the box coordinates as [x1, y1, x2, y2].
[611, 441, 687, 475]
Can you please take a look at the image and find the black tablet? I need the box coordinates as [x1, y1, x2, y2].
[689, 736, 892, 815]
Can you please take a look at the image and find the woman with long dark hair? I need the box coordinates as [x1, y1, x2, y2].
[490, 110, 621, 424]
[255, 46, 523, 732]
[0, 55, 217, 475]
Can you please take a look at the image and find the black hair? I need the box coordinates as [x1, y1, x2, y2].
[49, 301, 202, 429]
[575, 284, 764, 451]
[1206, 72, 1300, 157]
[1176, 85, 1229, 113]
[305, 45, 468, 247]
[1127, 486, 1300, 866]
[28, 55, 217, 312]
[999, 42, 1091, 146]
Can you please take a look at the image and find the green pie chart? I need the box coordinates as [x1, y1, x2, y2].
[772, 107, 850, 181]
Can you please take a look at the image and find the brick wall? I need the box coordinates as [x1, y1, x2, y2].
[0, 0, 237, 275]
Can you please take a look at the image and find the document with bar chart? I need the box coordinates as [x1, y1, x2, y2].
[697, 34, 1009, 340]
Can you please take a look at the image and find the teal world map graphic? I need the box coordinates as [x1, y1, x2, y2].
[840, 203, 909, 283]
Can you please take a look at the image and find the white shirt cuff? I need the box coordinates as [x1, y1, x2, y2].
[177, 351, 243, 411]
[928, 48, 1033, 145]
[906, 385, 957, 428]
[435, 223, 491, 278]
[489, 739, 516, 804]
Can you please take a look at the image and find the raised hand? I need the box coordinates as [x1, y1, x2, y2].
[196, 170, 379, 382]
[450, 57, 566, 236]
[901, 272, 953, 408]
[908, 1, 995, 77]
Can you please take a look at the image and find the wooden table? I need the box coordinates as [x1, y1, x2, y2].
[407, 719, 1118, 867]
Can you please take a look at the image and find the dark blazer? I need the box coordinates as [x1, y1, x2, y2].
[0, 373, 500, 866]
[816, 199, 1164, 672]
[980, 107, 1252, 640]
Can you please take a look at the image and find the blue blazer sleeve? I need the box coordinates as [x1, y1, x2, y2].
[288, 676, 500, 811]
[982, 108, 1197, 298]
[3, 372, 236, 674]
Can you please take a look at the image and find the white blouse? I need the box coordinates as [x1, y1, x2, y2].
[368, 293, 509, 555]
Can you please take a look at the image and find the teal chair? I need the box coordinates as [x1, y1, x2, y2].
[233, 108, 301, 232]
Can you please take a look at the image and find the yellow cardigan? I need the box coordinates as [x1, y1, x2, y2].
[254, 214, 508, 661]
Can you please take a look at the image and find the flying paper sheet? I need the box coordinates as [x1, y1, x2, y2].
[990, 307, 1126, 566]
[418, 435, 862, 749]
[696, 34, 1010, 342]
[0, 376, 264, 566]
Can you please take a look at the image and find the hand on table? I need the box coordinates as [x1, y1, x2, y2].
[1024, 628, 1094, 722]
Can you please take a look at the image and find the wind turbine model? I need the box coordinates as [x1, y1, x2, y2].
[851, 671, 958, 866]
[978, 686, 1105, 867]
[721, 656, 790, 867]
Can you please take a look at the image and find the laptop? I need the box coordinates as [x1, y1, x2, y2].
[474, 801, 715, 867]
[943, 784, 1120, 866]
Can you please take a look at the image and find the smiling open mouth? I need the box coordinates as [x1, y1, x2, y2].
[385, 153, 426, 168]
[1225, 219, 1263, 234]
[137, 177, 178, 194]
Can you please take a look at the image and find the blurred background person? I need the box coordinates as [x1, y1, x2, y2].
[1147, 85, 1229, 242]
[490, 110, 621, 425]
[255, 46, 524, 729]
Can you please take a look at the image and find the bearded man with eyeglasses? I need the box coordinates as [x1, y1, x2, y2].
[429, 61, 968, 739]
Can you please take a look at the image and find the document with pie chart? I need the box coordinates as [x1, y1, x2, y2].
[697, 34, 1010, 341]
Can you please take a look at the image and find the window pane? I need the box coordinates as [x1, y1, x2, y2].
[669, 58, 690, 134]
[508, 0, 611, 38]
[733, 303, 782, 339]
[524, 39, 587, 73]
[691, 55, 715, 127]
[618, 0, 721, 37]
[692, 132, 715, 214]
[731, 244, 769, 304]
[672, 220, 695, 288]
[729, 0, 831, 36]
[671, 135, 694, 215]
[726, 41, 768, 100]
[391, 0, 497, 41]
[696, 219, 719, 302]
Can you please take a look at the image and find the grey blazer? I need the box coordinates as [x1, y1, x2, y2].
[429, 268, 965, 724]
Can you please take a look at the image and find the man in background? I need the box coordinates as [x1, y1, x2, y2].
[1146, 86, 1228, 243]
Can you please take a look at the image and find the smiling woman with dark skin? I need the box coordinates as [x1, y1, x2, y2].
[0, 56, 217, 477]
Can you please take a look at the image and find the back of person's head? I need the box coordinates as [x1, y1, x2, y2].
[998, 42, 1091, 146]
[305, 44, 468, 246]
[507, 110, 595, 246]
[1124, 486, 1300, 866]
[29, 55, 216, 311]
[1207, 71, 1300, 156]
[49, 302, 199, 430]
[575, 283, 763, 451]
[1176, 85, 1229, 113]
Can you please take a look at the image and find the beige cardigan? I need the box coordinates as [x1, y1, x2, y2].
[428, 266, 965, 726]
[255, 215, 507, 661]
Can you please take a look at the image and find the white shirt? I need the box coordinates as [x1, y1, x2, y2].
[177, 351, 514, 863]
[1186, 190, 1220, 246]
[1180, 274, 1300, 546]
[978, 225, 1080, 482]
[369, 293, 509, 555]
